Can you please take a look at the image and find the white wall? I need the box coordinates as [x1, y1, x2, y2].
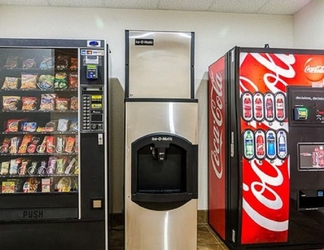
[0, 6, 294, 211]
[293, 0, 324, 49]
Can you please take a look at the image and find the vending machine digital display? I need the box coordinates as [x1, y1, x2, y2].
[208, 47, 324, 250]
[0, 38, 109, 250]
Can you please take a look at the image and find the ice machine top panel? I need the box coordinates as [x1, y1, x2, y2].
[126, 30, 194, 99]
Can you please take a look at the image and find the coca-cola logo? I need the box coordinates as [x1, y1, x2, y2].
[210, 71, 224, 179]
[242, 159, 289, 232]
[248, 53, 296, 93]
[304, 57, 324, 82]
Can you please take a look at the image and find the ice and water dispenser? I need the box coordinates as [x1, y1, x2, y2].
[124, 30, 198, 250]
[131, 133, 197, 207]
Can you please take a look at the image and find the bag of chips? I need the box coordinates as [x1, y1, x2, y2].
[2, 77, 19, 89]
[3, 56, 19, 69]
[22, 97, 37, 111]
[37, 75, 54, 90]
[2, 96, 20, 111]
[21, 73, 38, 89]
[54, 72, 68, 89]
[39, 94, 57, 111]
[22, 58, 36, 69]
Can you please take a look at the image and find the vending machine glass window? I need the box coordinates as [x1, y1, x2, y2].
[0, 47, 79, 220]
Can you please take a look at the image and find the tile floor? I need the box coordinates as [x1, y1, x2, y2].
[109, 222, 229, 250]
[197, 223, 229, 250]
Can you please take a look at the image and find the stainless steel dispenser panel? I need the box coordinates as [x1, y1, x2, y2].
[127, 31, 193, 99]
[125, 101, 198, 250]
[125, 101, 198, 144]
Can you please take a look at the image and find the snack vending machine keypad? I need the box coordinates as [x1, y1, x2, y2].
[81, 91, 104, 132]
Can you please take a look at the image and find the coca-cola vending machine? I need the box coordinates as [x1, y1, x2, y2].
[208, 47, 324, 249]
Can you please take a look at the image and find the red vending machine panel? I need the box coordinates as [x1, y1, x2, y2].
[208, 56, 226, 240]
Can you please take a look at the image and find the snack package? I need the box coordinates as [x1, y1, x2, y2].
[41, 178, 51, 192]
[36, 136, 48, 153]
[56, 55, 70, 70]
[2, 181, 15, 193]
[21, 96, 37, 111]
[9, 136, 21, 154]
[3, 56, 19, 69]
[70, 57, 78, 70]
[54, 72, 68, 89]
[39, 93, 57, 111]
[46, 157, 57, 175]
[64, 157, 76, 174]
[56, 157, 68, 174]
[2, 96, 20, 111]
[22, 58, 36, 69]
[21, 122, 37, 132]
[69, 120, 78, 132]
[21, 73, 38, 89]
[70, 96, 78, 110]
[37, 74, 54, 90]
[19, 159, 29, 176]
[39, 57, 54, 69]
[2, 77, 19, 89]
[73, 158, 79, 175]
[23, 178, 39, 193]
[37, 161, 47, 175]
[5, 119, 26, 132]
[0, 161, 10, 175]
[26, 137, 40, 154]
[46, 136, 55, 154]
[9, 158, 21, 175]
[57, 177, 71, 192]
[55, 136, 65, 153]
[55, 98, 69, 111]
[27, 161, 38, 175]
[64, 136, 76, 153]
[57, 119, 69, 132]
[0, 137, 10, 153]
[69, 72, 78, 89]
[74, 136, 78, 153]
[18, 134, 33, 154]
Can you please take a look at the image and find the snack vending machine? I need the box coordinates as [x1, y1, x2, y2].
[0, 38, 109, 250]
[208, 47, 324, 249]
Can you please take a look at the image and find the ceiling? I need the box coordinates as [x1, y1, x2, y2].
[0, 0, 312, 15]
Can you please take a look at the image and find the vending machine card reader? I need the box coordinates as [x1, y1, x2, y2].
[86, 64, 98, 79]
